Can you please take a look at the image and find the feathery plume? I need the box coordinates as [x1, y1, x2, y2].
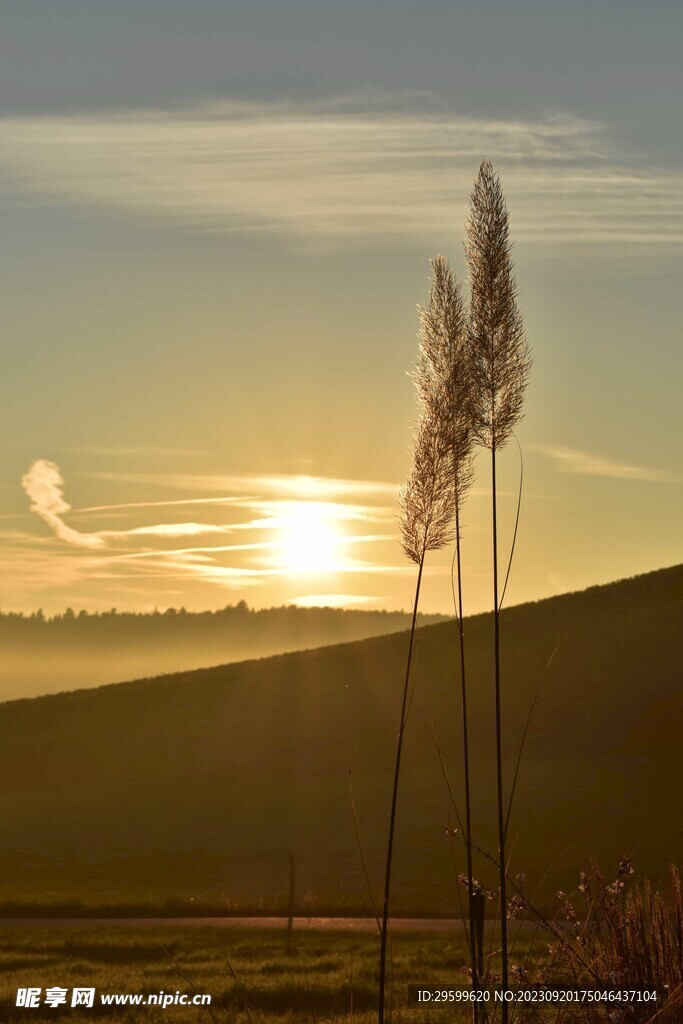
[399, 407, 455, 564]
[466, 160, 530, 450]
[414, 254, 475, 514]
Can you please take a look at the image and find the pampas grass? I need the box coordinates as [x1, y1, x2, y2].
[378, 406, 456, 1024]
[398, 406, 455, 565]
[414, 254, 480, 999]
[465, 159, 531, 1017]
[381, 160, 530, 1023]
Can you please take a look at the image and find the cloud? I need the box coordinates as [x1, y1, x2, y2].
[92, 470, 398, 500]
[21, 460, 106, 549]
[102, 522, 228, 539]
[21, 460, 236, 547]
[1, 99, 682, 244]
[15, 460, 404, 597]
[112, 542, 275, 561]
[533, 445, 681, 483]
[70, 496, 248, 518]
[291, 593, 381, 608]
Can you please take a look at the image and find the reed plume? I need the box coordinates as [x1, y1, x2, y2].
[465, 159, 531, 1016]
[399, 408, 456, 564]
[378, 407, 454, 1024]
[466, 161, 530, 452]
[414, 255, 480, 1001]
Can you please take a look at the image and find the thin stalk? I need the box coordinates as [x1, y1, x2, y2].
[499, 435, 523, 610]
[503, 633, 584, 843]
[454, 485, 478, 1011]
[349, 768, 382, 935]
[491, 444, 509, 1017]
[160, 944, 224, 1024]
[378, 553, 425, 1024]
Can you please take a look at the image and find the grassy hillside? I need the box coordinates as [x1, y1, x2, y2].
[0, 565, 680, 913]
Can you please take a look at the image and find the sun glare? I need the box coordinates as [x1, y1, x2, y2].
[275, 502, 346, 575]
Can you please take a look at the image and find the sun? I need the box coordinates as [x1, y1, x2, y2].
[275, 502, 345, 575]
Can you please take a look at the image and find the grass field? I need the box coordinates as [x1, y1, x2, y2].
[1, 923, 516, 1022]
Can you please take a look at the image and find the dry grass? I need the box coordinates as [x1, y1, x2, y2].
[552, 862, 682, 1023]
[496, 861, 683, 1024]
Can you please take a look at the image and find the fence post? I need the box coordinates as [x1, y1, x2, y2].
[285, 852, 296, 954]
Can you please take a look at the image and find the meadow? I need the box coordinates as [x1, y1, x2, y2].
[0, 924, 489, 1023]
[4, 901, 678, 1024]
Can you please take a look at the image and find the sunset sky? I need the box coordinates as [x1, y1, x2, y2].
[1, 0, 681, 616]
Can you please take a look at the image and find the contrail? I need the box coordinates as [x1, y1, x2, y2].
[21, 460, 231, 547]
[21, 460, 106, 549]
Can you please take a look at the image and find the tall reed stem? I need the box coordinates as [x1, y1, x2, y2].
[491, 444, 508, 1019]
[378, 553, 425, 1024]
[454, 488, 478, 1016]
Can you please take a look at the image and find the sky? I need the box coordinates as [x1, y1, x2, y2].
[0, 0, 681, 617]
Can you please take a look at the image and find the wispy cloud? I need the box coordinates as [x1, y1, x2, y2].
[21, 460, 106, 549]
[14, 459, 403, 597]
[101, 522, 228, 539]
[70, 496, 248, 518]
[292, 593, 381, 608]
[91, 470, 398, 500]
[1, 99, 682, 244]
[533, 444, 681, 483]
[21, 461, 238, 546]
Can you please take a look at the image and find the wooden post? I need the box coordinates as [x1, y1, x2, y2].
[285, 852, 295, 954]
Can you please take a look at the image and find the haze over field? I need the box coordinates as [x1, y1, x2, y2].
[0, 604, 447, 701]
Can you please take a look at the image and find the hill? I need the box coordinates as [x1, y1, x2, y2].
[0, 603, 447, 701]
[0, 565, 681, 914]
